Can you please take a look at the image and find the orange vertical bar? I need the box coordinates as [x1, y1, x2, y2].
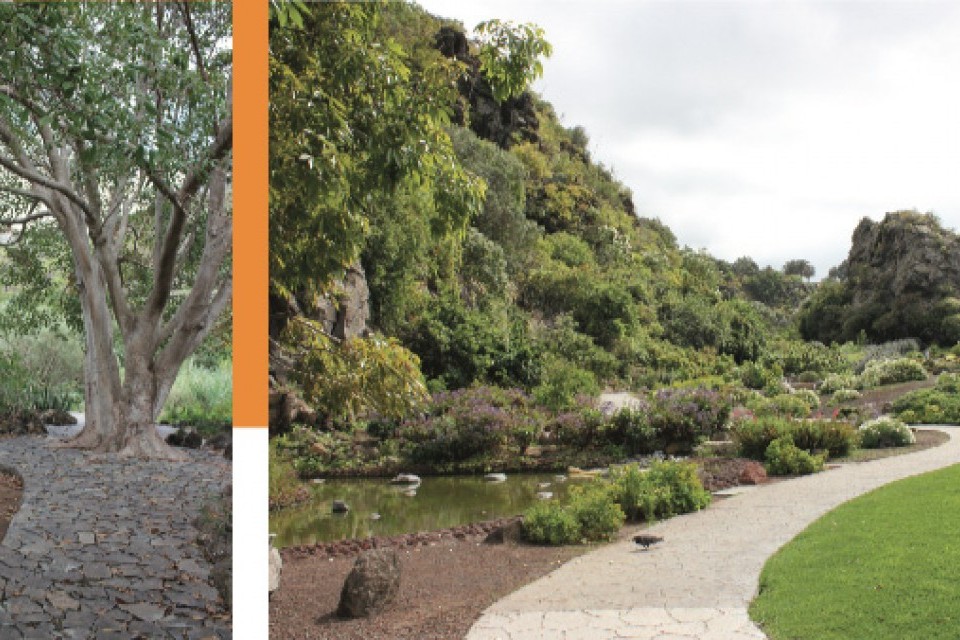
[233, 0, 268, 427]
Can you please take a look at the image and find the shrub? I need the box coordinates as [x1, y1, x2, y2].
[855, 339, 922, 373]
[740, 361, 782, 391]
[551, 408, 604, 447]
[789, 420, 858, 457]
[732, 417, 856, 459]
[765, 435, 824, 475]
[936, 373, 960, 393]
[731, 417, 791, 459]
[792, 389, 821, 412]
[647, 387, 732, 450]
[532, 355, 599, 411]
[893, 388, 960, 424]
[769, 340, 847, 377]
[829, 389, 861, 405]
[609, 460, 711, 522]
[523, 480, 624, 545]
[859, 357, 927, 388]
[607, 406, 657, 454]
[401, 386, 547, 465]
[859, 417, 915, 448]
[523, 500, 582, 545]
[770, 393, 815, 418]
[819, 373, 857, 395]
[567, 483, 625, 542]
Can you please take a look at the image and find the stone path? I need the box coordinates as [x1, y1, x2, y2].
[0, 429, 231, 639]
[468, 426, 960, 640]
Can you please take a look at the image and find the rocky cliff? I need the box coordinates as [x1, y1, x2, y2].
[801, 211, 960, 345]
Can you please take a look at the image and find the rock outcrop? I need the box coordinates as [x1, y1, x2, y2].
[435, 26, 540, 150]
[801, 211, 960, 345]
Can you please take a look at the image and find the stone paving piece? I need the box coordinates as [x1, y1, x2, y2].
[467, 427, 959, 639]
[0, 431, 231, 638]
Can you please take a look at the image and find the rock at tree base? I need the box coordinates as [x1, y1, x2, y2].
[39, 409, 76, 426]
[483, 519, 525, 545]
[166, 428, 203, 448]
[337, 548, 401, 618]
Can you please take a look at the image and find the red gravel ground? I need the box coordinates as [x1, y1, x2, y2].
[269, 531, 585, 640]
[0, 470, 23, 541]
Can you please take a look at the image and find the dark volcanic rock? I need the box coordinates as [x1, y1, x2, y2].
[337, 549, 401, 618]
[434, 26, 540, 150]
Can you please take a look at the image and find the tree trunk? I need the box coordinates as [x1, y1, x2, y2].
[66, 334, 185, 460]
[57, 220, 185, 460]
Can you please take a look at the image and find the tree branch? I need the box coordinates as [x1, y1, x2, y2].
[143, 114, 231, 319]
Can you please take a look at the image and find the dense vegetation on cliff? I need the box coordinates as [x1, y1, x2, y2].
[268, 2, 959, 483]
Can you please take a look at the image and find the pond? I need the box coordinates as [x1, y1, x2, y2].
[269, 473, 581, 547]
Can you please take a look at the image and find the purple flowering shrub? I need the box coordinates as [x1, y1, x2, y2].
[400, 386, 548, 464]
[647, 387, 732, 450]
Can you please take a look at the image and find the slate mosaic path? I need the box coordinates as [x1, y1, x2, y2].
[0, 432, 231, 639]
[468, 427, 960, 640]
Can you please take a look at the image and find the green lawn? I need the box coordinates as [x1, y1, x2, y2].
[750, 463, 960, 640]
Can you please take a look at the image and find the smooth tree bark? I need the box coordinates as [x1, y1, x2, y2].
[0, 4, 232, 457]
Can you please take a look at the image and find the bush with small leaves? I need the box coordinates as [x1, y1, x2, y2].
[609, 460, 711, 522]
[567, 483, 625, 542]
[732, 417, 856, 460]
[819, 373, 858, 395]
[607, 406, 657, 454]
[893, 387, 960, 424]
[522, 500, 581, 545]
[765, 435, 824, 475]
[859, 358, 927, 388]
[858, 417, 915, 448]
[829, 389, 862, 405]
[936, 373, 960, 393]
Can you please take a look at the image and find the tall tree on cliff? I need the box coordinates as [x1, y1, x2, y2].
[0, 4, 232, 457]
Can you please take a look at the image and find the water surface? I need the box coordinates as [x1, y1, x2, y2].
[270, 473, 578, 547]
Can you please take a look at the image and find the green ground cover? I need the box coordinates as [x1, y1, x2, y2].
[750, 462, 960, 639]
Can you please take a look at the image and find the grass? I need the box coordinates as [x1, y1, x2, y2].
[750, 463, 960, 640]
[159, 358, 232, 434]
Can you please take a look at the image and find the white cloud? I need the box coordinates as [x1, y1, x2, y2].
[418, 0, 960, 277]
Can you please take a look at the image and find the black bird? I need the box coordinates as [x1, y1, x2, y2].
[633, 534, 663, 550]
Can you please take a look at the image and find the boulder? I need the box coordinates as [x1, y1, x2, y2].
[337, 548, 401, 618]
[268, 547, 282, 596]
[483, 519, 525, 545]
[332, 500, 349, 513]
[483, 473, 507, 482]
[390, 474, 421, 485]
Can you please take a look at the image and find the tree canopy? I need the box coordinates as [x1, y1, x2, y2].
[0, 3, 232, 456]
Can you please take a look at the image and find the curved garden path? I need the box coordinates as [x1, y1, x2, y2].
[468, 426, 959, 640]
[0, 427, 230, 639]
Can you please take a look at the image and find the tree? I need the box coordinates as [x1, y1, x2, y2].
[783, 258, 815, 281]
[475, 19, 553, 103]
[269, 1, 483, 305]
[0, 4, 232, 457]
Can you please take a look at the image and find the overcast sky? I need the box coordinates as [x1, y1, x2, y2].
[418, 0, 960, 278]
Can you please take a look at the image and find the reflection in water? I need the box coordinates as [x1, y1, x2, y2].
[270, 474, 577, 547]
